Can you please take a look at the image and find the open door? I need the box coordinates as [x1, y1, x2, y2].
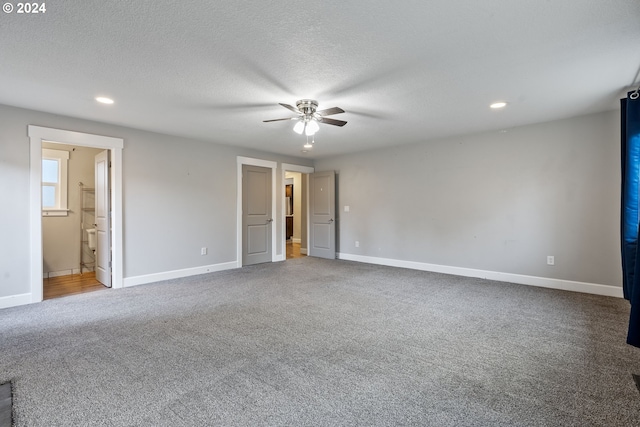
[95, 150, 111, 287]
[242, 164, 273, 265]
[309, 170, 335, 259]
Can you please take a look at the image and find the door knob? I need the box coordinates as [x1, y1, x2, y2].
[328, 219, 334, 223]
[266, 218, 273, 223]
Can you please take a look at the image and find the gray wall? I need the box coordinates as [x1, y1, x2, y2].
[315, 110, 622, 287]
[0, 103, 623, 302]
[42, 142, 102, 275]
[0, 103, 311, 299]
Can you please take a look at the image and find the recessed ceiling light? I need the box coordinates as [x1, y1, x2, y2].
[490, 102, 507, 109]
[95, 96, 114, 105]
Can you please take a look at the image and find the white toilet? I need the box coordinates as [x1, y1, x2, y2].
[86, 228, 96, 251]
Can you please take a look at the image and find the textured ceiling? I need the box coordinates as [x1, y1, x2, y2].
[1, 0, 639, 158]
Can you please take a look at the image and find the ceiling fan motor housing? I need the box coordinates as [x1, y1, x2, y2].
[296, 99, 318, 115]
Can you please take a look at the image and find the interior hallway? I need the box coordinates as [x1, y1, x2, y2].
[286, 241, 305, 259]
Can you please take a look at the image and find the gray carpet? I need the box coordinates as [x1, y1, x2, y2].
[0, 257, 639, 426]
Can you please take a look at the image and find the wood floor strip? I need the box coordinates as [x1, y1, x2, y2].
[43, 272, 106, 300]
[286, 242, 305, 259]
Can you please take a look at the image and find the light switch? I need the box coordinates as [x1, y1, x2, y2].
[344, 205, 350, 212]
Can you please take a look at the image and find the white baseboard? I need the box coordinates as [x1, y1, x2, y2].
[43, 268, 81, 279]
[0, 293, 33, 309]
[291, 238, 302, 244]
[337, 253, 623, 298]
[123, 261, 238, 288]
[300, 248, 307, 255]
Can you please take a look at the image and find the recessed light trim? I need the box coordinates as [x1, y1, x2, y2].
[95, 96, 114, 105]
[490, 102, 507, 109]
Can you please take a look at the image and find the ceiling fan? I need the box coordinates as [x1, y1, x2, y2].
[263, 99, 347, 136]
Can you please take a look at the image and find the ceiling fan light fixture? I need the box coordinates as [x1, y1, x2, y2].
[303, 143, 313, 149]
[293, 120, 305, 134]
[264, 100, 347, 143]
[305, 120, 319, 136]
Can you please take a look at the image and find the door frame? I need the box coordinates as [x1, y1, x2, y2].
[236, 157, 277, 267]
[281, 163, 314, 258]
[29, 126, 124, 302]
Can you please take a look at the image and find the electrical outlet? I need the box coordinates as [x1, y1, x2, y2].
[547, 255, 554, 265]
[355, 241, 360, 248]
[201, 247, 207, 255]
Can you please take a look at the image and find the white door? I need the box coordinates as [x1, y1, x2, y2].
[242, 164, 272, 265]
[95, 150, 111, 287]
[309, 170, 335, 259]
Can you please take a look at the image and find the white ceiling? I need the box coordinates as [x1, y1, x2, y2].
[1, 1, 639, 158]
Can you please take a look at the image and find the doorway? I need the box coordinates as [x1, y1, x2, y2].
[28, 126, 124, 304]
[41, 143, 108, 299]
[284, 171, 305, 259]
[282, 163, 314, 260]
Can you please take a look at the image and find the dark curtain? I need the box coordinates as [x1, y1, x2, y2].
[621, 91, 640, 347]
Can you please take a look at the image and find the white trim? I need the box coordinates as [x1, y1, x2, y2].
[41, 209, 70, 217]
[281, 163, 314, 260]
[0, 293, 32, 309]
[236, 157, 278, 268]
[300, 248, 308, 255]
[28, 126, 124, 305]
[124, 261, 237, 288]
[337, 253, 624, 298]
[291, 238, 302, 244]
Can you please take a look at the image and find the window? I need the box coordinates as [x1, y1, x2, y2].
[42, 148, 69, 216]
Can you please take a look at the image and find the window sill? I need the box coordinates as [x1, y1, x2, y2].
[42, 209, 69, 217]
